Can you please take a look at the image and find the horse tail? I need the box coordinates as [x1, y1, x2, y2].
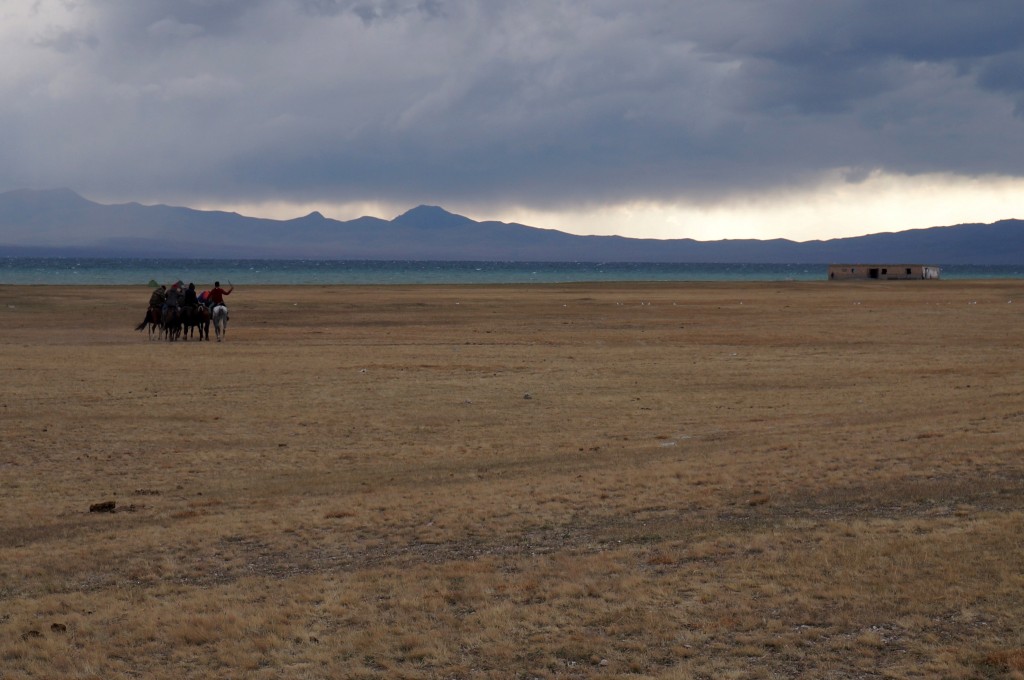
[136, 306, 158, 331]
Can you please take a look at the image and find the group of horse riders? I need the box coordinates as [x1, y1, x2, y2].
[150, 280, 232, 314]
[138, 280, 233, 340]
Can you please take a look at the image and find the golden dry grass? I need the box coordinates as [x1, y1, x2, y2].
[2, 281, 1024, 679]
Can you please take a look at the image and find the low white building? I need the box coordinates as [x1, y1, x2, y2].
[828, 264, 941, 280]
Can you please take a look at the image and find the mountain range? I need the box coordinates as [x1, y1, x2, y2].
[1, 188, 1023, 264]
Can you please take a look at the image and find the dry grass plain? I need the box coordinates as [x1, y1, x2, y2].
[2, 281, 1024, 679]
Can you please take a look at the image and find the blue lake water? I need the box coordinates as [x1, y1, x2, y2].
[2, 258, 1023, 285]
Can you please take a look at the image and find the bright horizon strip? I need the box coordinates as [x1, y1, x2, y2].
[195, 172, 1024, 244]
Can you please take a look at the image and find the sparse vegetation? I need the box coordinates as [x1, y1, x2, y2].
[2, 281, 1023, 678]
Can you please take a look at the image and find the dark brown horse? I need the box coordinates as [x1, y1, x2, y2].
[161, 306, 181, 341]
[134, 305, 162, 340]
[180, 305, 211, 341]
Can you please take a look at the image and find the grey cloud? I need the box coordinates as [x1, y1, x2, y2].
[109, 0, 261, 36]
[146, 17, 205, 41]
[687, 1, 1024, 63]
[33, 28, 99, 54]
[976, 52, 1024, 114]
[4, 0, 1024, 211]
[301, 0, 447, 22]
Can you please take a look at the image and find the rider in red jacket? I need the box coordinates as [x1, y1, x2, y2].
[207, 281, 233, 319]
[208, 281, 233, 305]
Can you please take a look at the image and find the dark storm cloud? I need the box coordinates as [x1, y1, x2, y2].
[4, 0, 1024, 211]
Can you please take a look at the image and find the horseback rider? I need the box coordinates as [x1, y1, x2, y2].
[136, 284, 166, 334]
[207, 281, 233, 319]
[164, 283, 182, 312]
[183, 282, 199, 309]
[148, 285, 167, 309]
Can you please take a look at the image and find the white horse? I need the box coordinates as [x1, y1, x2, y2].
[212, 304, 229, 341]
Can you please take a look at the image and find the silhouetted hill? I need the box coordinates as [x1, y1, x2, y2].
[393, 205, 476, 229]
[0, 189, 1021, 263]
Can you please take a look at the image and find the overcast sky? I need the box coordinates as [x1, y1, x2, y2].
[4, 0, 1024, 241]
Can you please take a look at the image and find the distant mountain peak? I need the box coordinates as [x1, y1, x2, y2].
[279, 210, 327, 224]
[3, 186, 90, 205]
[45, 187, 84, 199]
[392, 204, 474, 229]
[400, 204, 450, 217]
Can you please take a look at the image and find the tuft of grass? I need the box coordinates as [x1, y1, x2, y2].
[981, 648, 1024, 673]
